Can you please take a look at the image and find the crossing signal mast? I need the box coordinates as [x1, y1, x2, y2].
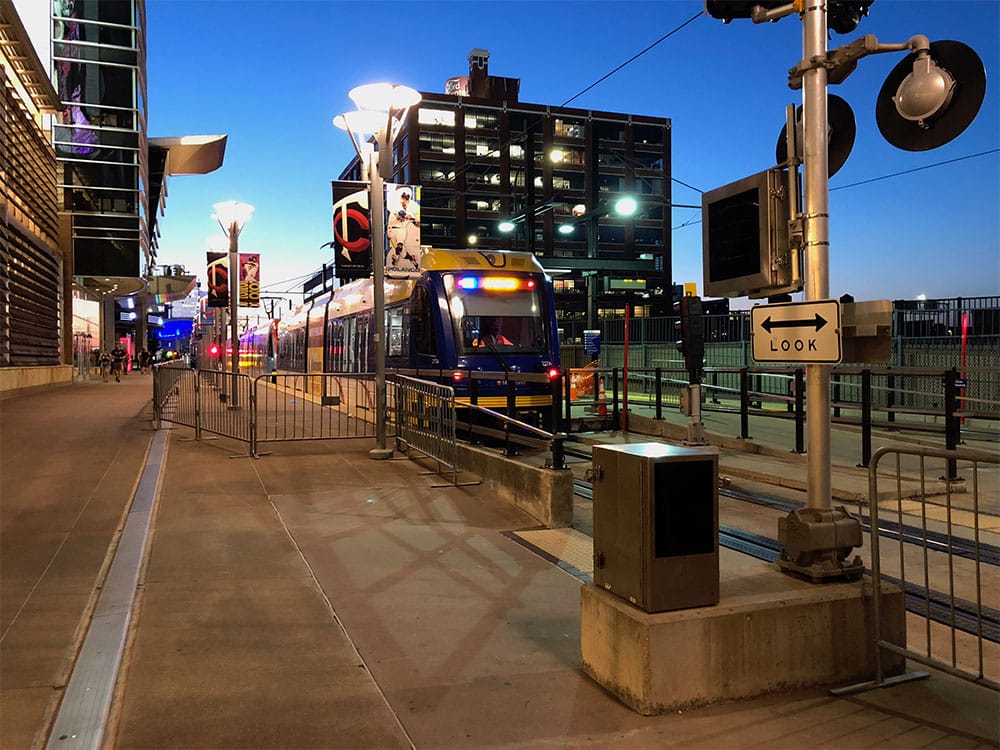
[702, 0, 987, 581]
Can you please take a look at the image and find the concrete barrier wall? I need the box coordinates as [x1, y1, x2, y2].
[0, 365, 74, 399]
[453, 442, 573, 528]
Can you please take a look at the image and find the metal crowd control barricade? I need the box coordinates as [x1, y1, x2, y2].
[250, 373, 383, 457]
[838, 445, 1000, 695]
[392, 374, 473, 486]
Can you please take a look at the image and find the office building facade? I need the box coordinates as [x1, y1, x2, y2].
[1, 0, 64, 374]
[337, 50, 673, 332]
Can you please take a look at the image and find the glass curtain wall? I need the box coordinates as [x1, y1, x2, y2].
[52, 0, 149, 278]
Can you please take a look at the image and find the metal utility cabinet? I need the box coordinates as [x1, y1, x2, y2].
[591, 443, 719, 613]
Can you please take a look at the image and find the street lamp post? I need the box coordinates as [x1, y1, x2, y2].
[335, 83, 420, 460]
[211, 200, 254, 408]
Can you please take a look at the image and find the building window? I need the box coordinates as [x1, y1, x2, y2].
[464, 110, 499, 130]
[635, 227, 664, 246]
[598, 224, 626, 244]
[511, 168, 544, 189]
[596, 121, 625, 141]
[554, 118, 584, 138]
[419, 162, 455, 182]
[419, 131, 455, 154]
[418, 108, 455, 127]
[634, 124, 664, 145]
[422, 190, 456, 210]
[466, 197, 502, 213]
[633, 151, 663, 170]
[552, 172, 585, 191]
[465, 135, 500, 158]
[599, 176, 625, 193]
[423, 219, 455, 237]
[550, 146, 585, 165]
[636, 177, 663, 195]
[466, 164, 502, 185]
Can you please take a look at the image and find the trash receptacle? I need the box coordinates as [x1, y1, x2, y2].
[591, 442, 719, 613]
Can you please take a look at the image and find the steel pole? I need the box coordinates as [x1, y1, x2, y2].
[369, 144, 391, 459]
[802, 3, 831, 510]
[228, 222, 240, 408]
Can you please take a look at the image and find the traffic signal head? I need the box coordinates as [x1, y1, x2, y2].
[704, 0, 786, 22]
[208, 343, 221, 357]
[705, 0, 873, 33]
[828, 0, 873, 34]
[675, 296, 705, 380]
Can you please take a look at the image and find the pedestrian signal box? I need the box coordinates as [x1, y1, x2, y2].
[702, 168, 800, 299]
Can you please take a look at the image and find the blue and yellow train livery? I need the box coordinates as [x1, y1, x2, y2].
[239, 247, 562, 420]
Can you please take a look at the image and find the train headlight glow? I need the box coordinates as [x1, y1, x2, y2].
[456, 276, 522, 292]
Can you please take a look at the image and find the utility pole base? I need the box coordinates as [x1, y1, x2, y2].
[777, 506, 865, 582]
[368, 447, 394, 461]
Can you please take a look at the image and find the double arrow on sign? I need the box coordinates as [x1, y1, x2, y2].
[760, 313, 828, 333]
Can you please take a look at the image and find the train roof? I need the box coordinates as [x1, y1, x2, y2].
[418, 247, 547, 275]
[248, 247, 550, 334]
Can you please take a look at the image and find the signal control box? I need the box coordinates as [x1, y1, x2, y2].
[591, 443, 719, 613]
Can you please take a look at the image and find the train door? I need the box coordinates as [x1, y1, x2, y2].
[327, 317, 344, 373]
[410, 284, 439, 368]
[386, 306, 406, 367]
[307, 305, 326, 394]
[355, 313, 370, 372]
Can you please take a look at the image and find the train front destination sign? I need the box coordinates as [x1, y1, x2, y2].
[750, 299, 842, 364]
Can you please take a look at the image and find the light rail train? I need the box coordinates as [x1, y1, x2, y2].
[230, 247, 562, 420]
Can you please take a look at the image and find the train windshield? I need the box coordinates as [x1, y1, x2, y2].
[444, 273, 548, 355]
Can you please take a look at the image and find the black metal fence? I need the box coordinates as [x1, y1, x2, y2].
[561, 364, 997, 470]
[560, 295, 1000, 416]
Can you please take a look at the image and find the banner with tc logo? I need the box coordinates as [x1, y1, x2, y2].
[206, 252, 228, 308]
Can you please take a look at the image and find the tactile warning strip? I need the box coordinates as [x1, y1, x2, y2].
[881, 499, 1000, 533]
[506, 527, 594, 583]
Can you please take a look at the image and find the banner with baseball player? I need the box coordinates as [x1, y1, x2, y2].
[239, 253, 260, 307]
[385, 184, 422, 278]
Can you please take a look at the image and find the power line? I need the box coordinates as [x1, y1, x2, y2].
[560, 12, 704, 107]
[830, 148, 1000, 191]
[671, 147, 1000, 232]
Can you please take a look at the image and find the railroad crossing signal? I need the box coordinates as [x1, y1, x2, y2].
[750, 300, 842, 364]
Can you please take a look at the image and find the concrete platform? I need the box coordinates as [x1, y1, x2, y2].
[3, 377, 998, 748]
[581, 550, 906, 715]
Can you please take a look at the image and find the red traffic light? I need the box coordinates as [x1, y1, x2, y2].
[208, 343, 221, 356]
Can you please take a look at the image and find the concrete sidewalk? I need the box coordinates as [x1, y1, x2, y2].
[2, 378, 998, 748]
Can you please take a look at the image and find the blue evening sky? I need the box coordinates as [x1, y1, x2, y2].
[146, 0, 999, 307]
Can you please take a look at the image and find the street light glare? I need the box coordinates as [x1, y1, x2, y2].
[348, 83, 421, 113]
[211, 200, 255, 234]
[614, 196, 638, 216]
[498, 220, 516, 233]
[333, 110, 389, 137]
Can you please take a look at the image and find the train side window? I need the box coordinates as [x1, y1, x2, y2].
[387, 307, 404, 357]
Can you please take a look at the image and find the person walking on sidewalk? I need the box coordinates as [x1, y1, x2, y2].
[110, 344, 127, 382]
[99, 350, 112, 382]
